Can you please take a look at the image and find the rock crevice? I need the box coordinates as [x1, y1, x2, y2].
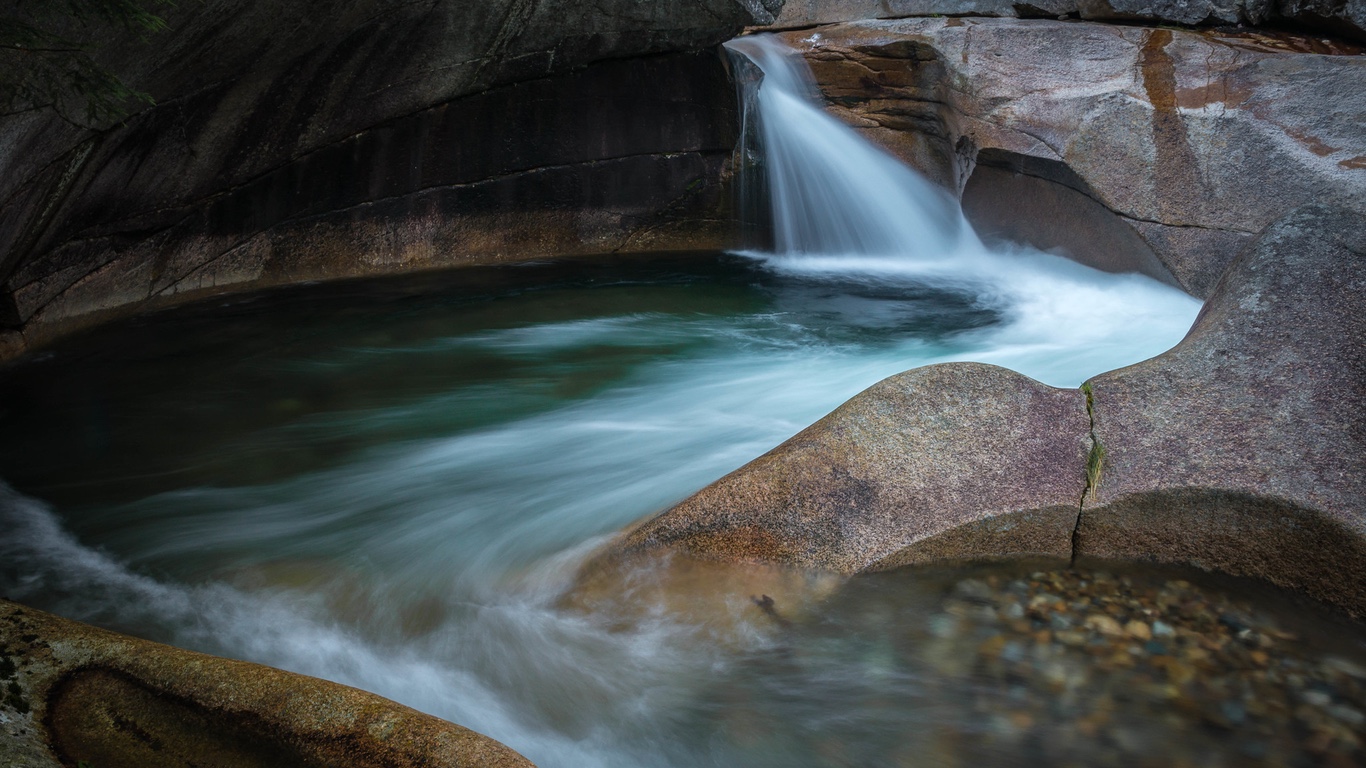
[1071, 382, 1103, 566]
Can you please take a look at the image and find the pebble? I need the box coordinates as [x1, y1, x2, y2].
[1084, 615, 1123, 636]
[1304, 690, 1333, 707]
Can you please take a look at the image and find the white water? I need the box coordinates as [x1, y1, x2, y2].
[0, 34, 1202, 767]
[727, 34, 976, 258]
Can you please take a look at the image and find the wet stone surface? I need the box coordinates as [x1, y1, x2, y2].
[696, 564, 1366, 767]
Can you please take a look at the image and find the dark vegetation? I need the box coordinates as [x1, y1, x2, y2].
[0, 0, 172, 126]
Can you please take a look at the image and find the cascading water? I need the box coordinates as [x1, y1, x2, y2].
[723, 32, 1200, 385]
[0, 34, 1232, 768]
[726, 34, 976, 258]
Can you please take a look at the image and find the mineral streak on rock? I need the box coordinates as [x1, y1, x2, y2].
[0, 600, 535, 768]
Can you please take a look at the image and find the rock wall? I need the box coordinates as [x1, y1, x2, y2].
[772, 20, 1366, 297]
[5, 5, 1362, 359]
[766, 0, 1366, 43]
[0, 0, 783, 359]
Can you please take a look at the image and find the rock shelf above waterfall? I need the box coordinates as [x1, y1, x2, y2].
[764, 19, 1366, 297]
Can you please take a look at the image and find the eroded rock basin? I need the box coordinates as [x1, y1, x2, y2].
[11, 245, 1362, 767]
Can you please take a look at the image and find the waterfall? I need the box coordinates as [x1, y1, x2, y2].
[724, 34, 979, 259]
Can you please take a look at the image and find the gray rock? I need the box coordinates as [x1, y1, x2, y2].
[1077, 205, 1366, 616]
[613, 363, 1089, 573]
[0, 599, 534, 768]
[1077, 0, 1274, 25]
[769, 0, 1021, 27]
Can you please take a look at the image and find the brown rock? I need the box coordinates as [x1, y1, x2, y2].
[1125, 620, 1153, 640]
[0, 600, 533, 768]
[608, 362, 1089, 573]
[1086, 615, 1124, 636]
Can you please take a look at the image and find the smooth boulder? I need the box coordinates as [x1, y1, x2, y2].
[0, 600, 534, 768]
[615, 363, 1090, 572]
[595, 205, 1366, 617]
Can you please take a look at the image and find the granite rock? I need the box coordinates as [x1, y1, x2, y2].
[590, 206, 1366, 618]
[766, 0, 1366, 41]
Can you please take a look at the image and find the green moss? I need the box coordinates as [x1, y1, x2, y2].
[1086, 437, 1106, 501]
[0, 648, 28, 714]
[4, 678, 28, 714]
[1081, 381, 1104, 501]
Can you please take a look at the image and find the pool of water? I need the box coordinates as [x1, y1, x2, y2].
[15, 248, 1349, 767]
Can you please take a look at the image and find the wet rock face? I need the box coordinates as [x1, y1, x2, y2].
[0, 0, 781, 358]
[1078, 205, 1366, 612]
[0, 600, 534, 768]
[767, 0, 1366, 42]
[617, 362, 1091, 572]
[776, 19, 1366, 297]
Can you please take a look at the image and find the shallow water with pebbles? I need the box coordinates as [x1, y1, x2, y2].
[706, 563, 1366, 768]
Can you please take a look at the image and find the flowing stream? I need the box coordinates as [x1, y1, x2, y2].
[0, 35, 1238, 767]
